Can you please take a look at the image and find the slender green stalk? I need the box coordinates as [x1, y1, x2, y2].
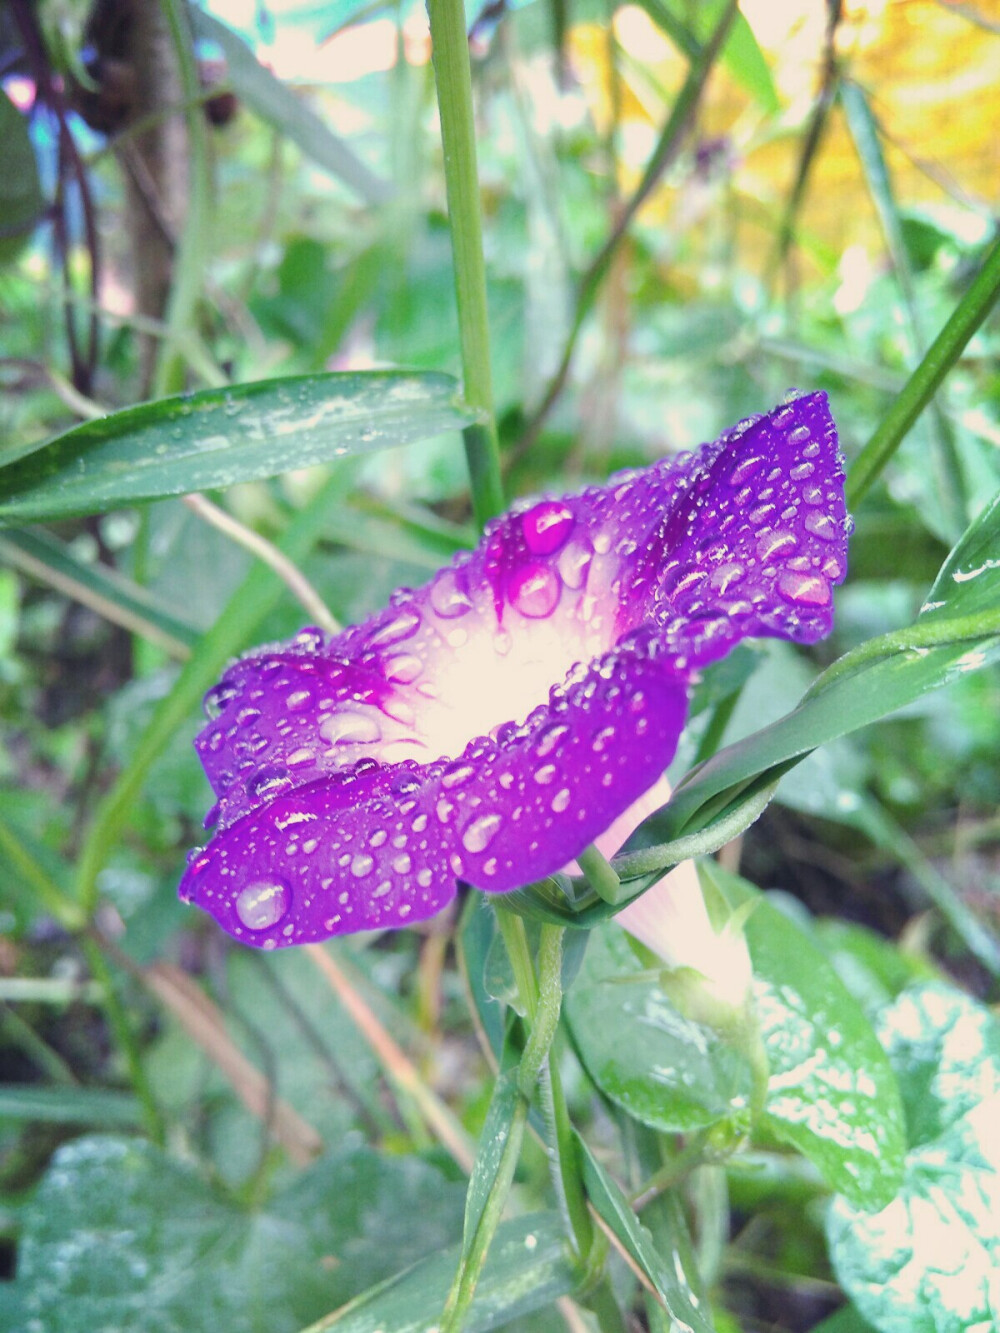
[847, 234, 1000, 506]
[82, 937, 166, 1143]
[427, 0, 505, 528]
[440, 1095, 530, 1333]
[496, 907, 540, 1016]
[154, 0, 212, 397]
[840, 79, 966, 530]
[442, 926, 568, 1332]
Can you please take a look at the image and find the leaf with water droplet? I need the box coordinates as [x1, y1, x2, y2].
[8, 1135, 466, 1332]
[0, 372, 479, 526]
[827, 983, 1000, 1333]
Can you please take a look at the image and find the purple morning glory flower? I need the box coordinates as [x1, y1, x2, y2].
[179, 393, 847, 948]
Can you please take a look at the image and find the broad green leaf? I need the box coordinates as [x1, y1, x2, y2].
[575, 1132, 714, 1332]
[0, 372, 477, 527]
[309, 1213, 577, 1332]
[188, 8, 392, 204]
[0, 89, 43, 264]
[0, 1085, 141, 1126]
[827, 985, 1000, 1333]
[10, 1135, 466, 1333]
[703, 864, 906, 1211]
[873, 982, 1000, 1150]
[564, 923, 754, 1134]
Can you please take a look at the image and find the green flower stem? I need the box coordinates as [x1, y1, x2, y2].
[440, 1094, 530, 1333]
[154, 0, 212, 398]
[495, 907, 539, 1017]
[847, 233, 1000, 507]
[76, 466, 356, 915]
[442, 925, 569, 1332]
[576, 843, 623, 904]
[427, 0, 505, 528]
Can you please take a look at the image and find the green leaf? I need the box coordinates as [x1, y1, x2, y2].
[575, 1132, 714, 1332]
[0, 372, 477, 526]
[0, 1085, 141, 1126]
[309, 1213, 577, 1332]
[0, 89, 44, 264]
[187, 8, 392, 204]
[702, 864, 907, 1211]
[564, 923, 754, 1134]
[827, 985, 1000, 1333]
[10, 1135, 466, 1333]
[874, 982, 1000, 1151]
[922, 487, 1000, 623]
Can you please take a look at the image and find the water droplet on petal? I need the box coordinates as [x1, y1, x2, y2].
[429, 567, 473, 619]
[382, 697, 416, 726]
[442, 763, 474, 789]
[494, 630, 512, 656]
[522, 500, 575, 554]
[509, 562, 561, 618]
[756, 530, 797, 561]
[804, 511, 838, 541]
[446, 626, 468, 648]
[533, 763, 557, 785]
[462, 812, 503, 853]
[417, 868, 433, 888]
[708, 561, 744, 593]
[286, 688, 313, 711]
[592, 725, 615, 753]
[351, 853, 375, 878]
[392, 853, 412, 874]
[322, 711, 382, 745]
[235, 879, 289, 931]
[778, 569, 831, 607]
[384, 654, 423, 684]
[250, 768, 293, 800]
[557, 537, 594, 590]
[369, 611, 420, 646]
[550, 788, 571, 813]
[204, 683, 237, 720]
[729, 454, 764, 485]
[788, 424, 811, 445]
[535, 723, 569, 757]
[370, 829, 388, 848]
[790, 461, 815, 481]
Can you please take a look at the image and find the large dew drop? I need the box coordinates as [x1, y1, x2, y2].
[235, 879, 290, 931]
[522, 501, 575, 555]
[462, 812, 503, 853]
[509, 562, 561, 618]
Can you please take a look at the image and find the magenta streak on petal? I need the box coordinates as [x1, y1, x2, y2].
[179, 392, 848, 948]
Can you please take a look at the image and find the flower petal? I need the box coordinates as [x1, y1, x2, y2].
[180, 392, 847, 947]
